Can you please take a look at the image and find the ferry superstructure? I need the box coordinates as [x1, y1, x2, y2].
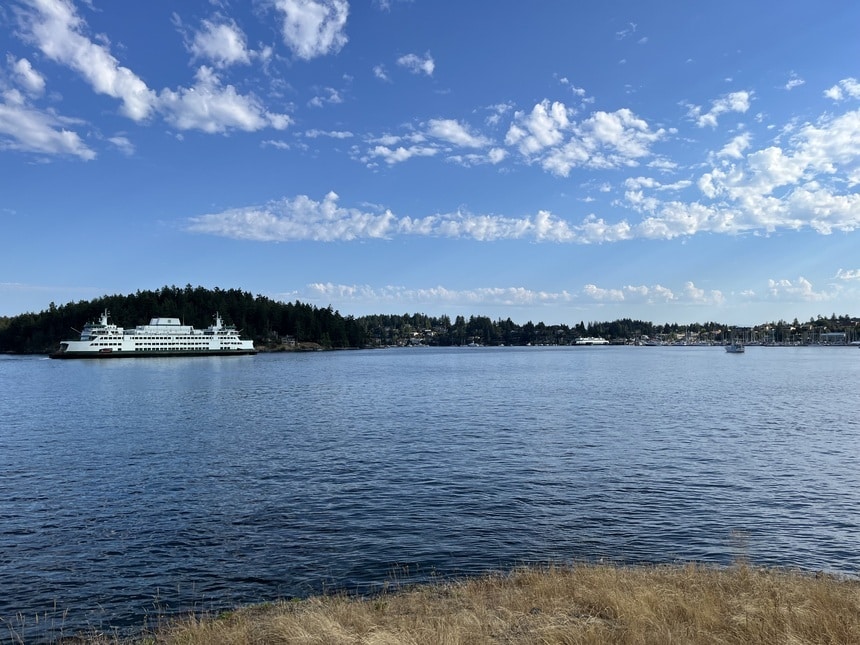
[573, 336, 610, 346]
[50, 310, 257, 358]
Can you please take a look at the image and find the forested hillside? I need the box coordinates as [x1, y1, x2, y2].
[0, 285, 365, 353]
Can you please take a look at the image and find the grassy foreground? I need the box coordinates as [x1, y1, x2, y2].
[78, 563, 860, 645]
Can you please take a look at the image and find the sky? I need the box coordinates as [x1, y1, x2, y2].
[1, 0, 859, 326]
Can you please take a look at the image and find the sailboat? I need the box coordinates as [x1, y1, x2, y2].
[725, 329, 745, 353]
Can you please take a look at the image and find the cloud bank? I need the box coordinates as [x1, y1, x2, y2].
[189, 89, 860, 246]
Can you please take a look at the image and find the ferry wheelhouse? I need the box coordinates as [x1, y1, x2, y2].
[50, 310, 257, 358]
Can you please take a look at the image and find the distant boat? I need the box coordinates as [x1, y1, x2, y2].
[725, 342, 745, 354]
[573, 337, 609, 346]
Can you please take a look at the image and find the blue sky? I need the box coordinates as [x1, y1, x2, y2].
[1, 1, 859, 325]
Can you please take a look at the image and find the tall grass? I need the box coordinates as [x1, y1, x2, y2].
[65, 562, 860, 644]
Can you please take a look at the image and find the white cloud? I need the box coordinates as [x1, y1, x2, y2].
[683, 281, 724, 305]
[262, 139, 291, 149]
[624, 177, 692, 193]
[634, 201, 735, 239]
[17, 0, 292, 136]
[582, 109, 665, 159]
[189, 17, 251, 68]
[836, 269, 860, 281]
[784, 73, 805, 91]
[583, 284, 625, 302]
[305, 283, 575, 308]
[581, 282, 722, 305]
[362, 100, 664, 177]
[538, 107, 667, 176]
[427, 119, 490, 148]
[767, 277, 830, 302]
[398, 212, 531, 242]
[371, 133, 404, 147]
[296, 280, 728, 314]
[188, 192, 396, 242]
[402, 209, 563, 242]
[687, 90, 751, 128]
[447, 149, 508, 167]
[308, 87, 343, 108]
[574, 214, 632, 243]
[305, 128, 353, 139]
[197, 98, 860, 244]
[640, 284, 675, 302]
[485, 102, 513, 127]
[108, 135, 134, 155]
[635, 107, 860, 238]
[615, 22, 637, 40]
[21, 0, 157, 120]
[373, 64, 390, 82]
[0, 90, 95, 159]
[159, 66, 292, 133]
[9, 56, 46, 96]
[362, 118, 494, 165]
[366, 144, 438, 165]
[19, 274, 801, 322]
[824, 78, 860, 101]
[397, 52, 435, 76]
[505, 101, 667, 176]
[487, 147, 507, 164]
[716, 132, 752, 159]
[558, 77, 588, 99]
[273, 0, 349, 60]
[505, 100, 571, 156]
[187, 192, 637, 244]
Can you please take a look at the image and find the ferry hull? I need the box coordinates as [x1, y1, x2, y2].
[50, 349, 257, 359]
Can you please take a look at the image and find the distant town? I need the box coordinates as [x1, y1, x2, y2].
[353, 313, 860, 348]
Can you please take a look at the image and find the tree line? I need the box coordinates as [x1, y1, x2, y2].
[0, 285, 364, 353]
[1, 285, 858, 353]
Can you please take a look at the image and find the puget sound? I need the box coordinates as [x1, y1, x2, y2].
[1, 345, 859, 640]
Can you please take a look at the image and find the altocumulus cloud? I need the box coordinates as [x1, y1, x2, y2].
[295, 281, 721, 309]
[186, 80, 860, 245]
[186, 191, 617, 243]
[186, 192, 396, 242]
[305, 283, 575, 307]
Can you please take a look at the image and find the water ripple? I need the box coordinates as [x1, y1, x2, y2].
[1, 347, 859, 639]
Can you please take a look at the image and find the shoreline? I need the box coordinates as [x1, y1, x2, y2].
[34, 562, 860, 644]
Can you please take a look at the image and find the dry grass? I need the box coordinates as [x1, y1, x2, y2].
[66, 564, 860, 644]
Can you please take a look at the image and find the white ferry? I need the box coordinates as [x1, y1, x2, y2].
[50, 310, 257, 358]
[573, 336, 610, 345]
